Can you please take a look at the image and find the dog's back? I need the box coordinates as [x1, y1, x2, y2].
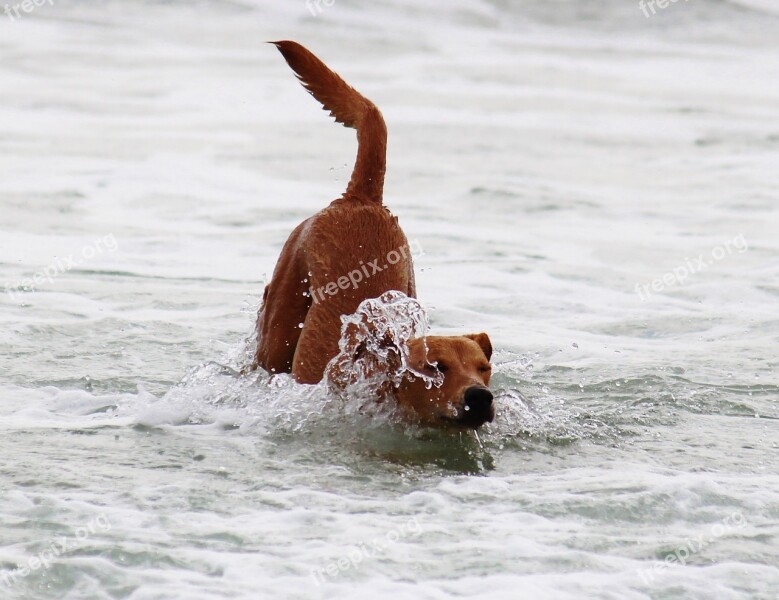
[254, 42, 415, 383]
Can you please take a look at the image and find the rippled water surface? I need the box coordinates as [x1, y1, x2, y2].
[1, 1, 778, 598]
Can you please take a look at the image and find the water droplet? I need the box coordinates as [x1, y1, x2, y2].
[572, 342, 578, 348]
[298, 323, 304, 328]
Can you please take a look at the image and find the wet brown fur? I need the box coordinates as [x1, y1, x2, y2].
[252, 41, 494, 427]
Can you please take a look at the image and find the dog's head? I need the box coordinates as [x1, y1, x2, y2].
[393, 333, 494, 428]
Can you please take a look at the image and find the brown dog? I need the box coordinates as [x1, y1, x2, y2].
[253, 41, 494, 428]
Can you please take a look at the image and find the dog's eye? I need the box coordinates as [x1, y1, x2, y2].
[478, 364, 492, 373]
[422, 361, 447, 376]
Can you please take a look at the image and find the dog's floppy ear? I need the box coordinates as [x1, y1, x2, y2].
[464, 333, 492, 361]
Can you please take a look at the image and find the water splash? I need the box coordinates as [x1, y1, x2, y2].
[325, 290, 443, 403]
[129, 291, 644, 452]
[135, 292, 443, 434]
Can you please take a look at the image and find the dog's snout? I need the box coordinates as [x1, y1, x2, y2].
[461, 386, 495, 428]
[464, 386, 494, 412]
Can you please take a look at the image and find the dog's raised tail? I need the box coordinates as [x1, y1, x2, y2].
[271, 41, 387, 203]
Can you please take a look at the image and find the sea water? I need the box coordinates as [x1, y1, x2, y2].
[1, 1, 777, 598]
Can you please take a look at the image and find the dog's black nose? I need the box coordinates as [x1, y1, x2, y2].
[461, 386, 495, 428]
